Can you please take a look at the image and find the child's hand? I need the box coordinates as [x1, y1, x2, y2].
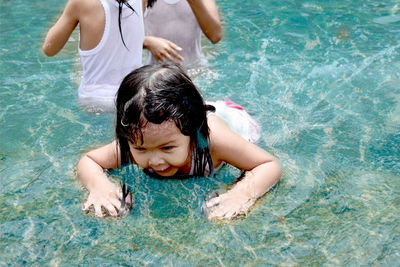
[205, 172, 258, 220]
[144, 36, 184, 65]
[82, 180, 129, 217]
[205, 190, 256, 220]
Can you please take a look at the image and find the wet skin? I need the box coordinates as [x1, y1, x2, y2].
[129, 120, 192, 177]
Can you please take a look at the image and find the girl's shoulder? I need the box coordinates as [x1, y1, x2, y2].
[207, 115, 236, 155]
[207, 114, 268, 171]
[67, 0, 103, 13]
[207, 114, 227, 134]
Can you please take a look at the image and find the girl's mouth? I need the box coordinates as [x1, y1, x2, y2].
[153, 166, 173, 175]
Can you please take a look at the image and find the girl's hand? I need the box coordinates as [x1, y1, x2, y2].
[82, 180, 128, 217]
[205, 190, 256, 220]
[143, 36, 184, 64]
[205, 172, 258, 220]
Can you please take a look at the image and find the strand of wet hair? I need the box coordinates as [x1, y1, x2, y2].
[117, 0, 137, 50]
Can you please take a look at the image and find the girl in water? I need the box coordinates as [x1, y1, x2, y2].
[42, 0, 147, 112]
[77, 63, 281, 220]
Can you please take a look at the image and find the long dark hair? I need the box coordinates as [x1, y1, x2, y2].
[116, 0, 137, 49]
[147, 0, 157, 8]
[115, 63, 215, 176]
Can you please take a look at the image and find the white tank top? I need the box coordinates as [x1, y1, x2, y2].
[78, 0, 144, 112]
[144, 0, 205, 68]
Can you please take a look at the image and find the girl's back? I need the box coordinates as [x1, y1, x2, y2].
[43, 0, 145, 112]
[78, 0, 144, 111]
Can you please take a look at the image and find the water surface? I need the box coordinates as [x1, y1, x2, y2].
[0, 0, 399, 265]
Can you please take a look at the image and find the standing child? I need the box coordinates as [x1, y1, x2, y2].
[143, 0, 222, 68]
[42, 0, 147, 112]
[77, 63, 281, 220]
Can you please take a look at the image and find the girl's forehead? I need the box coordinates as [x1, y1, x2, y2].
[132, 120, 189, 147]
[142, 120, 178, 133]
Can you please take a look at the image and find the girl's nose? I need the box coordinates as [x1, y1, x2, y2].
[148, 153, 165, 167]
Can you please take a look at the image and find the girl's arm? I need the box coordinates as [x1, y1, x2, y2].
[206, 115, 281, 220]
[187, 0, 222, 43]
[42, 0, 80, 56]
[142, 0, 148, 13]
[77, 141, 125, 217]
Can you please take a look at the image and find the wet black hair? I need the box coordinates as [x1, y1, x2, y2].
[147, 0, 157, 8]
[116, 0, 137, 49]
[115, 62, 215, 176]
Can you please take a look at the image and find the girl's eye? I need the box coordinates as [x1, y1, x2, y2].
[134, 147, 146, 151]
[161, 146, 174, 151]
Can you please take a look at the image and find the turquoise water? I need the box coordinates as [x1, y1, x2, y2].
[1, 0, 399, 265]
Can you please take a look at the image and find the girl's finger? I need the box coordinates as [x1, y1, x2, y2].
[83, 200, 92, 211]
[160, 52, 170, 62]
[167, 48, 184, 62]
[206, 196, 220, 208]
[110, 197, 122, 211]
[154, 53, 164, 62]
[224, 209, 237, 220]
[168, 41, 182, 51]
[104, 204, 118, 217]
[207, 205, 227, 220]
[165, 52, 182, 65]
[209, 210, 225, 220]
[94, 204, 103, 218]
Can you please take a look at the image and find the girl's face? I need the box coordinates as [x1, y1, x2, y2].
[129, 120, 191, 177]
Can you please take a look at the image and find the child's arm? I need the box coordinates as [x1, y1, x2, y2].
[187, 0, 222, 43]
[143, 36, 184, 64]
[77, 141, 125, 217]
[142, 0, 148, 14]
[206, 115, 281, 220]
[42, 0, 80, 56]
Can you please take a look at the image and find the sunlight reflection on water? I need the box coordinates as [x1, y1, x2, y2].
[0, 0, 399, 265]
